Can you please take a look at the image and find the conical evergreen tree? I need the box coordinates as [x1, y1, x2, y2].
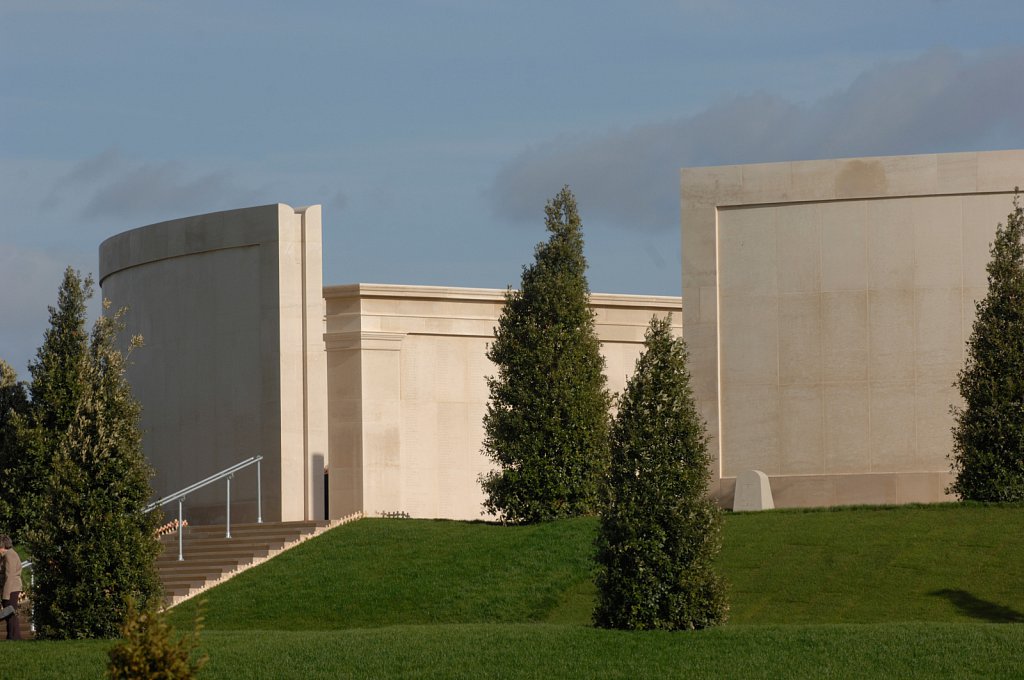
[594, 315, 727, 630]
[7, 267, 93, 540]
[20, 270, 161, 638]
[950, 195, 1024, 501]
[480, 186, 612, 523]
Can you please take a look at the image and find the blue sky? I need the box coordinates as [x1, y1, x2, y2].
[3, 0, 1024, 376]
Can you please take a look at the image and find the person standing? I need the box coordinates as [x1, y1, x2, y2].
[0, 535, 22, 640]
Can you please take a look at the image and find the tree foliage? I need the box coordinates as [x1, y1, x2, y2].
[3, 268, 93, 541]
[107, 598, 207, 679]
[480, 186, 612, 523]
[20, 268, 162, 639]
[950, 194, 1024, 501]
[0, 360, 29, 536]
[594, 315, 727, 630]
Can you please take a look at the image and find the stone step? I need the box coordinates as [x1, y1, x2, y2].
[157, 513, 361, 607]
[158, 542, 279, 558]
[159, 521, 325, 540]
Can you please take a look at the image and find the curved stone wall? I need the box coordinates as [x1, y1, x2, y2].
[99, 204, 327, 523]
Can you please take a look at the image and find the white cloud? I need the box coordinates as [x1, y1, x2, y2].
[488, 47, 1024, 232]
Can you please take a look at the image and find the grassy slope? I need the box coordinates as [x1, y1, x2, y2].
[723, 503, 1024, 624]
[11, 504, 1024, 679]
[170, 503, 1024, 629]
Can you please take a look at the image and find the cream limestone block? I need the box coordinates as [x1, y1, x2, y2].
[776, 203, 821, 294]
[718, 206, 778, 296]
[363, 349, 403, 402]
[936, 152, 979, 193]
[976, 149, 1024, 190]
[741, 162, 792, 202]
[962, 194, 1010, 288]
[880, 154, 940, 196]
[434, 403, 475, 519]
[698, 286, 717, 323]
[681, 165, 742, 206]
[732, 470, 775, 511]
[868, 289, 915, 383]
[835, 158, 888, 199]
[820, 201, 868, 292]
[681, 205, 717, 286]
[720, 384, 780, 476]
[867, 199, 914, 290]
[869, 383, 917, 472]
[779, 384, 824, 475]
[719, 294, 779, 385]
[914, 288, 963, 379]
[402, 408, 441, 519]
[913, 196, 963, 289]
[685, 321, 719, 401]
[770, 475, 837, 508]
[400, 339, 433, 402]
[835, 474, 899, 506]
[822, 291, 869, 382]
[710, 476, 735, 507]
[915, 380, 959, 471]
[698, 398, 721, 470]
[790, 159, 838, 199]
[778, 293, 822, 385]
[432, 339, 471, 403]
[896, 473, 955, 503]
[824, 383, 870, 474]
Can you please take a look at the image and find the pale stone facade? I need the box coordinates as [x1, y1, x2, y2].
[99, 205, 328, 523]
[98, 149, 1024, 521]
[682, 150, 1024, 508]
[323, 284, 681, 520]
[99, 208, 680, 522]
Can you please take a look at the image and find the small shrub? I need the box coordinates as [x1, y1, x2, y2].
[107, 599, 207, 679]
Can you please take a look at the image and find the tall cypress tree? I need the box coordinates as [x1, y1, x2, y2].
[21, 270, 161, 638]
[595, 315, 727, 630]
[950, 195, 1024, 501]
[7, 267, 93, 541]
[480, 186, 612, 523]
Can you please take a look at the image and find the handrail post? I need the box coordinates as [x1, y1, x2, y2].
[178, 499, 184, 561]
[257, 457, 262, 524]
[226, 475, 232, 539]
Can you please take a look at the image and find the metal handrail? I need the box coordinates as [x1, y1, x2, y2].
[10, 455, 263, 633]
[145, 455, 263, 562]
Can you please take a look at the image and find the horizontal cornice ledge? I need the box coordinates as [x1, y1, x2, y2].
[323, 283, 681, 308]
[324, 330, 406, 352]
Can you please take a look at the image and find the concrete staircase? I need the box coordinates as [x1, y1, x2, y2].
[158, 513, 361, 607]
[0, 514, 362, 637]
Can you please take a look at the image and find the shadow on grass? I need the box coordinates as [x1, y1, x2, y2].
[930, 589, 1024, 623]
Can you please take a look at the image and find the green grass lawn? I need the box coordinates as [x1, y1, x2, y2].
[9, 504, 1024, 679]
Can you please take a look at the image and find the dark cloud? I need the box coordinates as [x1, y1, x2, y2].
[41, 149, 269, 224]
[488, 47, 1024, 232]
[79, 160, 265, 222]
